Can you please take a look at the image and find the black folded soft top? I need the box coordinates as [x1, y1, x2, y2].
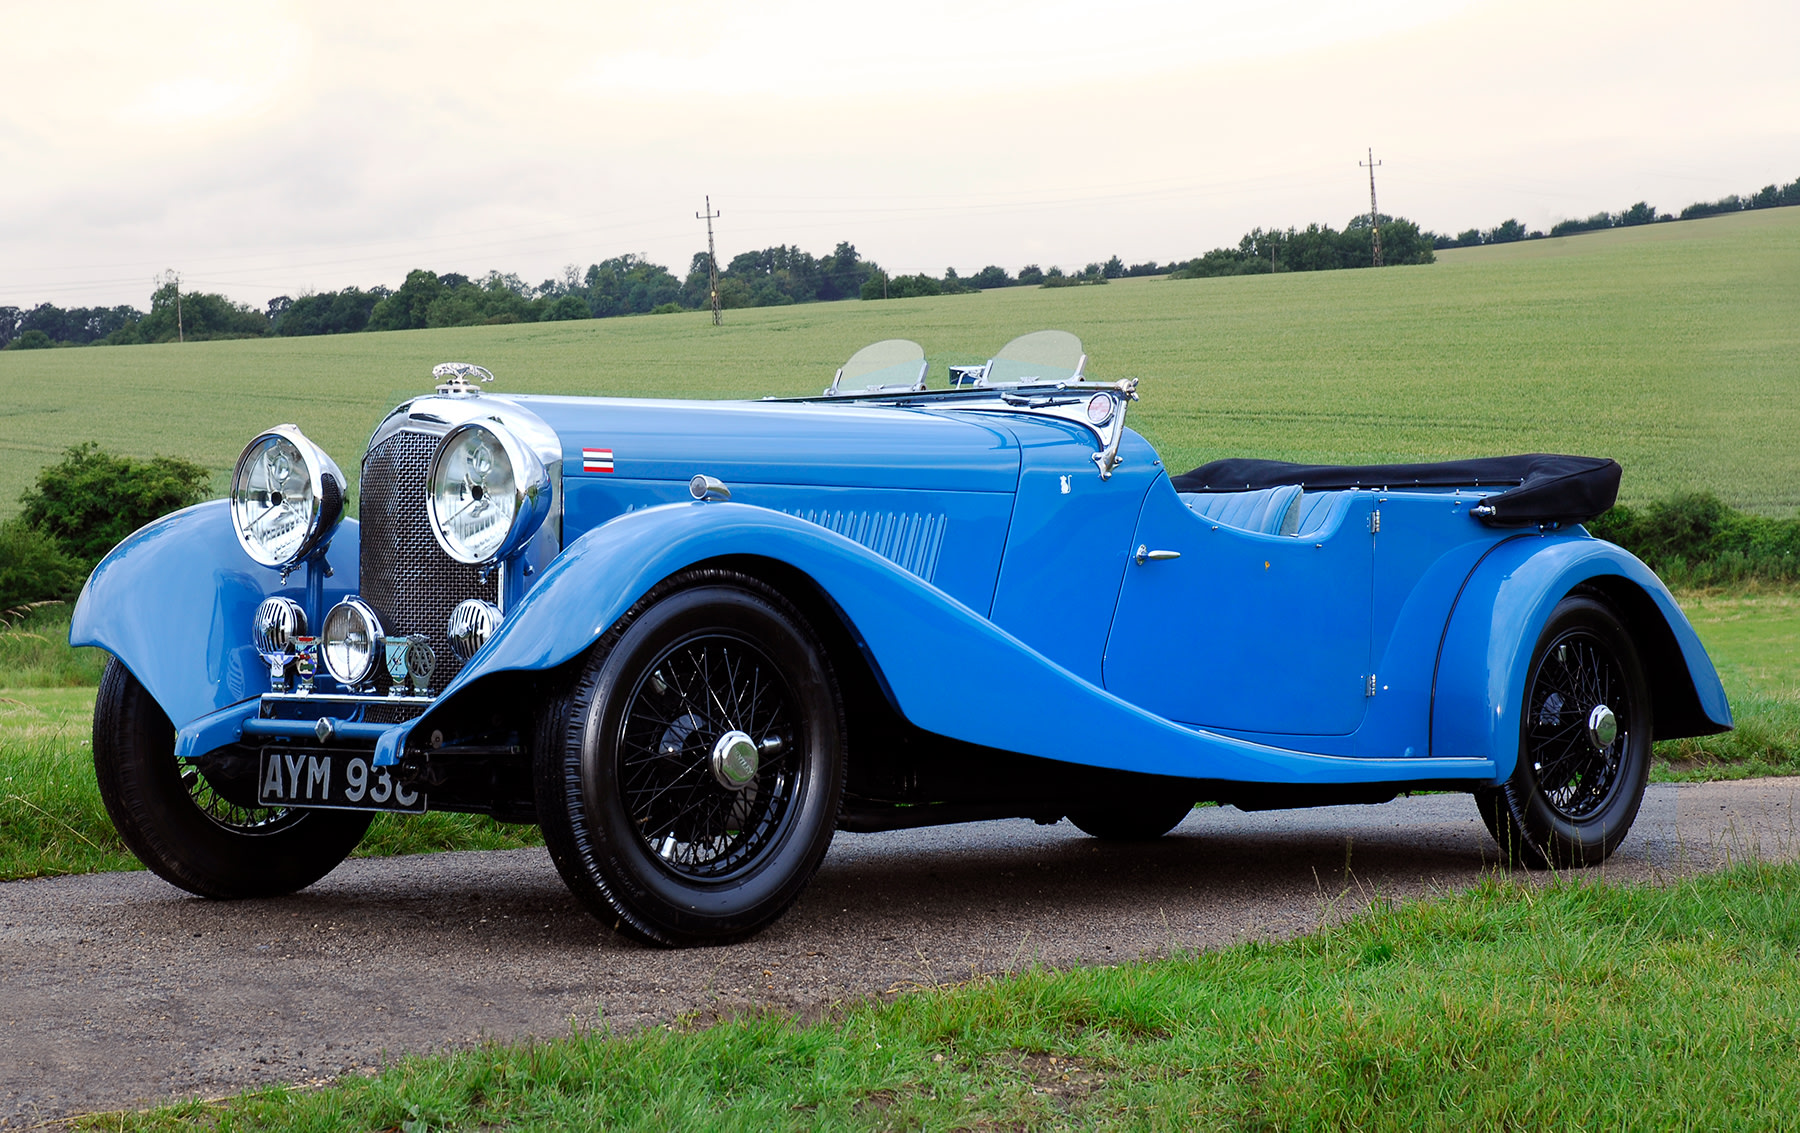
[1171, 454, 1622, 529]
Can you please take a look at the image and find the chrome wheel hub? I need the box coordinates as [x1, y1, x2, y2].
[1587, 703, 1618, 751]
[711, 730, 760, 790]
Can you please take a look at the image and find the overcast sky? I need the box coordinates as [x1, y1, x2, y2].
[4, 0, 1797, 311]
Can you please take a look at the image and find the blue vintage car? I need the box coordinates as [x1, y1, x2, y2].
[72, 330, 1731, 946]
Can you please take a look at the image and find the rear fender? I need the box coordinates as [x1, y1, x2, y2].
[1430, 532, 1730, 777]
[68, 500, 360, 730]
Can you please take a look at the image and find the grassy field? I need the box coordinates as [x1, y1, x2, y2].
[3, 208, 1798, 521]
[94, 860, 1800, 1130]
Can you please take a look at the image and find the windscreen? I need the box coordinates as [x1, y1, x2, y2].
[983, 329, 1085, 384]
[836, 339, 927, 391]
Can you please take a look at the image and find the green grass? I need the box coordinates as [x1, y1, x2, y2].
[1656, 587, 1800, 779]
[3, 208, 1798, 521]
[90, 860, 1800, 1131]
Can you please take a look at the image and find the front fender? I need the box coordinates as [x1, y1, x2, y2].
[388, 501, 1497, 786]
[69, 500, 360, 730]
[1430, 532, 1730, 777]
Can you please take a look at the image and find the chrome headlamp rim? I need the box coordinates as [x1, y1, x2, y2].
[229, 424, 346, 569]
[320, 596, 385, 689]
[426, 419, 552, 565]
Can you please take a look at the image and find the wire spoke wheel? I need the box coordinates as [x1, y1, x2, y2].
[1476, 593, 1652, 869]
[180, 760, 302, 835]
[1525, 632, 1632, 821]
[617, 632, 801, 881]
[535, 571, 845, 947]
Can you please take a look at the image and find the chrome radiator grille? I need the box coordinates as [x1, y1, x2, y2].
[359, 430, 496, 694]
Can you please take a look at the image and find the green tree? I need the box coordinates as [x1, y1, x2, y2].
[366, 270, 445, 331]
[107, 282, 269, 344]
[1485, 219, 1527, 244]
[19, 442, 212, 569]
[544, 294, 590, 321]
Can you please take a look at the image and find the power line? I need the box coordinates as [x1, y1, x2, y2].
[697, 195, 722, 326]
[1360, 148, 1384, 267]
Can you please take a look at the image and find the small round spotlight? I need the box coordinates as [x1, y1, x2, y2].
[252, 596, 308, 655]
[447, 598, 503, 662]
[321, 597, 385, 689]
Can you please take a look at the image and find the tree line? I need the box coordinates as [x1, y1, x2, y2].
[1436, 174, 1800, 248]
[5, 173, 1796, 350]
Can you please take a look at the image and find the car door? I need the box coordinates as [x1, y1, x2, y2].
[1102, 481, 1375, 735]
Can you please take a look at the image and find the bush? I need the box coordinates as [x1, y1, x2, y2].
[1590, 492, 1800, 586]
[0, 520, 85, 607]
[4, 329, 54, 350]
[18, 442, 212, 570]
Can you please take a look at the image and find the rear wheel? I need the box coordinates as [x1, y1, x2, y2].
[1475, 594, 1651, 868]
[535, 571, 845, 946]
[92, 658, 372, 898]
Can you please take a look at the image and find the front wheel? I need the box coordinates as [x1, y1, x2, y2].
[535, 570, 846, 947]
[1475, 594, 1652, 869]
[92, 659, 372, 898]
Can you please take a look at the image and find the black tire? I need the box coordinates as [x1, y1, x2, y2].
[534, 570, 846, 947]
[1475, 594, 1652, 869]
[1067, 796, 1196, 842]
[92, 658, 372, 898]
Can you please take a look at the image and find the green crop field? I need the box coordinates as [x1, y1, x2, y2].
[2, 207, 1797, 520]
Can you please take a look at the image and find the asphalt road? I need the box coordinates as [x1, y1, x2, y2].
[4, 777, 1798, 1126]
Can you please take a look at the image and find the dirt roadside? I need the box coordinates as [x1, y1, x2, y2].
[3, 778, 1796, 1126]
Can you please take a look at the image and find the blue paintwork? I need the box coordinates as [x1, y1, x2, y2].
[512, 395, 1023, 494]
[371, 498, 1496, 783]
[1105, 476, 1379, 734]
[72, 389, 1730, 798]
[987, 420, 1164, 683]
[1430, 531, 1730, 775]
[70, 500, 360, 729]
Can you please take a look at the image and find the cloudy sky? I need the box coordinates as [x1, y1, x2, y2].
[4, 0, 1796, 311]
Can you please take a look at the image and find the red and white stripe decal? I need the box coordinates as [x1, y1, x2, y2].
[582, 447, 614, 473]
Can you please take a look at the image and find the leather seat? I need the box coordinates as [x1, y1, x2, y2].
[1179, 487, 1352, 538]
[1179, 485, 1302, 536]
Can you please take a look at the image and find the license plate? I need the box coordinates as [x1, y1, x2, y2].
[257, 749, 427, 813]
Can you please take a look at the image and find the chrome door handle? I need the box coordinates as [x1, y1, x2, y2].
[1135, 545, 1181, 565]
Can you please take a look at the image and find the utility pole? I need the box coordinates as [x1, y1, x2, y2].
[158, 269, 184, 342]
[696, 196, 722, 326]
[1360, 148, 1384, 267]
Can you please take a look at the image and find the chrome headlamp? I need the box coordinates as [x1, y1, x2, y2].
[426, 421, 551, 565]
[320, 597, 384, 689]
[229, 425, 346, 570]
